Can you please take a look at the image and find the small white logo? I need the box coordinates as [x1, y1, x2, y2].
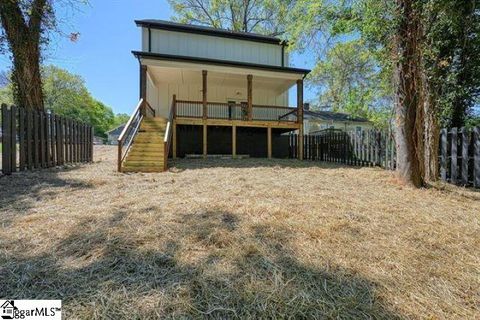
[1, 300, 61, 320]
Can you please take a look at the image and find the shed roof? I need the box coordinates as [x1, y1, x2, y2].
[304, 110, 370, 123]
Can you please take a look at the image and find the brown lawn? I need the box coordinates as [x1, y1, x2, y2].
[0, 146, 479, 319]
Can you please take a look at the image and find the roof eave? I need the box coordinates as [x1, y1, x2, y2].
[133, 51, 311, 75]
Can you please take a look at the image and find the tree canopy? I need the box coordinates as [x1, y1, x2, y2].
[168, 0, 293, 35]
[0, 65, 125, 138]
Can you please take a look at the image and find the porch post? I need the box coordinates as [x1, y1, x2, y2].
[140, 65, 147, 116]
[172, 121, 177, 159]
[232, 125, 237, 158]
[297, 79, 304, 160]
[267, 127, 272, 159]
[203, 124, 208, 159]
[247, 74, 253, 121]
[202, 70, 208, 120]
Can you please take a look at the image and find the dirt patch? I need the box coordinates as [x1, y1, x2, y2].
[0, 146, 479, 319]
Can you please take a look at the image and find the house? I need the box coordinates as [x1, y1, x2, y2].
[118, 19, 310, 172]
[303, 108, 372, 134]
[107, 124, 126, 145]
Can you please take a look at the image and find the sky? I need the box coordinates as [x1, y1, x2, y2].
[0, 0, 316, 115]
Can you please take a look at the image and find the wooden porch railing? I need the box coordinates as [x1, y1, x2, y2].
[117, 99, 155, 172]
[175, 100, 298, 122]
[163, 96, 175, 170]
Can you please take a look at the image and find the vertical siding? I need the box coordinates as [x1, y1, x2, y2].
[148, 29, 283, 66]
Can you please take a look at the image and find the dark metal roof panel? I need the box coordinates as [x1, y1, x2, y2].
[304, 110, 370, 123]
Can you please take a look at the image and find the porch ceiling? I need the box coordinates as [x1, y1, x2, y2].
[147, 65, 297, 93]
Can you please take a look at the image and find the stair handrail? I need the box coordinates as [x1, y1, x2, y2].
[163, 95, 176, 170]
[145, 101, 156, 117]
[117, 99, 144, 172]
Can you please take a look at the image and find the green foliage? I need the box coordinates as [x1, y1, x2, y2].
[287, 0, 480, 129]
[0, 84, 14, 105]
[286, 1, 394, 128]
[0, 65, 118, 138]
[41, 65, 115, 137]
[308, 39, 392, 128]
[421, 0, 480, 127]
[111, 113, 130, 129]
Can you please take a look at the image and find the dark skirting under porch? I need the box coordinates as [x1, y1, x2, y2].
[175, 124, 294, 158]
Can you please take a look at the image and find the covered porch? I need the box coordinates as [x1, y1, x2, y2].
[135, 52, 307, 160]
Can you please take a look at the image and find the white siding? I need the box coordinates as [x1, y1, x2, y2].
[146, 29, 284, 67]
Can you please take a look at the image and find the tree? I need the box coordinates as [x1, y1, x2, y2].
[287, 0, 480, 187]
[0, 65, 115, 138]
[0, 0, 84, 110]
[308, 40, 392, 128]
[0, 0, 53, 110]
[168, 0, 293, 35]
[111, 113, 130, 129]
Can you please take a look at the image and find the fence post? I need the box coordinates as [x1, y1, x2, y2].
[474, 126, 480, 188]
[451, 127, 458, 184]
[1, 104, 11, 175]
[19, 107, 26, 170]
[90, 126, 94, 162]
[440, 128, 447, 181]
[461, 127, 469, 186]
[10, 106, 17, 172]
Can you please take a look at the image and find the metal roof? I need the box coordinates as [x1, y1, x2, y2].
[304, 110, 370, 123]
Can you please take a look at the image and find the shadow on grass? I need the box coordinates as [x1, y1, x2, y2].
[170, 157, 366, 172]
[0, 165, 95, 220]
[0, 209, 404, 319]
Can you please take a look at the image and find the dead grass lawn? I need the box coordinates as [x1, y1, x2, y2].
[1, 146, 479, 319]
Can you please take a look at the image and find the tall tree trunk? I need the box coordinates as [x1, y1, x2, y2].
[393, 0, 424, 187]
[422, 77, 440, 182]
[0, 0, 46, 110]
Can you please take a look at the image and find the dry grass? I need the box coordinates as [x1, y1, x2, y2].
[0, 146, 479, 319]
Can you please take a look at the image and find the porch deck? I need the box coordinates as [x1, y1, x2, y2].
[171, 98, 302, 160]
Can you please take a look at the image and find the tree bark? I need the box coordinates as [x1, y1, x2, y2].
[421, 73, 440, 182]
[0, 0, 46, 110]
[393, 0, 424, 187]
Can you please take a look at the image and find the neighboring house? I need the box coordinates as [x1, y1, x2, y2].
[107, 124, 126, 145]
[303, 109, 373, 134]
[119, 19, 311, 172]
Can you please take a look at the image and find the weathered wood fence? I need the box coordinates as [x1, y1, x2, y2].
[289, 129, 396, 170]
[440, 126, 480, 188]
[1, 104, 93, 175]
[290, 126, 480, 188]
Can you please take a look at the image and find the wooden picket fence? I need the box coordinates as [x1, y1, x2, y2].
[290, 126, 480, 189]
[1, 104, 93, 175]
[440, 126, 480, 187]
[289, 129, 396, 170]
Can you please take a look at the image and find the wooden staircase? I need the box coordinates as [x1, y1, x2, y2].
[121, 117, 167, 172]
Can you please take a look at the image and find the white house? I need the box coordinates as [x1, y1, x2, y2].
[118, 20, 310, 172]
